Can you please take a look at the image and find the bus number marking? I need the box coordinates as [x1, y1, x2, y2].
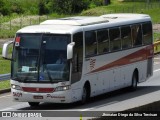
[13, 92, 22, 97]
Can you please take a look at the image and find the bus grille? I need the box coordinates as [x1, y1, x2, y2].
[22, 87, 55, 93]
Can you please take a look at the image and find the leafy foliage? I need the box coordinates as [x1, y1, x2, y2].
[0, 0, 11, 15]
[0, 0, 39, 16]
[0, 0, 107, 15]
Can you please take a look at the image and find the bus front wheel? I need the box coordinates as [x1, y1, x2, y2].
[81, 85, 90, 104]
[28, 102, 40, 107]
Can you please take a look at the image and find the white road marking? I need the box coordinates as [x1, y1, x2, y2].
[154, 62, 160, 65]
[80, 108, 91, 111]
[0, 94, 11, 99]
[154, 58, 160, 60]
[0, 107, 13, 111]
[154, 69, 160, 73]
[0, 103, 28, 111]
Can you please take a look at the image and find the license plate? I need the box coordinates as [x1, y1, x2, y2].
[33, 96, 43, 99]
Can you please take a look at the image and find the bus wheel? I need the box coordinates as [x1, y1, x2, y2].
[81, 86, 88, 104]
[28, 102, 40, 107]
[130, 72, 138, 91]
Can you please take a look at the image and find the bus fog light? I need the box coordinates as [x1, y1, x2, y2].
[56, 85, 71, 91]
[11, 84, 22, 90]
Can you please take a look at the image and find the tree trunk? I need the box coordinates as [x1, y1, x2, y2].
[104, 0, 111, 5]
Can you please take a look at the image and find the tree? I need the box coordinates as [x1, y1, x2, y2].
[53, 0, 90, 14]
[53, 0, 72, 14]
[38, 0, 46, 15]
[0, 0, 11, 15]
[11, 1, 24, 14]
[72, 0, 90, 13]
[104, 0, 110, 5]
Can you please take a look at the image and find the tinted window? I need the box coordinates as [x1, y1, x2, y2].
[97, 29, 109, 54]
[85, 31, 97, 57]
[109, 27, 121, 51]
[142, 22, 152, 45]
[121, 26, 132, 49]
[131, 24, 142, 46]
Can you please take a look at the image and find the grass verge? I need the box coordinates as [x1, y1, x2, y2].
[0, 60, 11, 74]
[0, 80, 10, 90]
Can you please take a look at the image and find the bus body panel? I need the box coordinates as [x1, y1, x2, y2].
[82, 45, 153, 97]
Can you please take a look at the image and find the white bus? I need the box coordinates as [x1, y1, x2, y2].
[2, 14, 153, 106]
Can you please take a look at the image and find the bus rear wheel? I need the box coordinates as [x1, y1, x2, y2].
[130, 72, 138, 91]
[28, 102, 40, 107]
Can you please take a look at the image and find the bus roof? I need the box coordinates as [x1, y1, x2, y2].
[41, 13, 150, 26]
[17, 13, 151, 34]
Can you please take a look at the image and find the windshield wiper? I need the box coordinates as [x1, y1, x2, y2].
[12, 77, 21, 81]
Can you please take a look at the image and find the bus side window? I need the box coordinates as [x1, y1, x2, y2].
[142, 22, 152, 45]
[109, 27, 121, 51]
[85, 31, 97, 57]
[131, 24, 142, 47]
[121, 26, 132, 49]
[97, 29, 109, 54]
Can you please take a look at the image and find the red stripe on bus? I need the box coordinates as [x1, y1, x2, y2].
[22, 87, 55, 93]
[89, 45, 153, 74]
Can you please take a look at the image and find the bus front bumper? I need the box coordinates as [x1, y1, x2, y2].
[11, 89, 72, 103]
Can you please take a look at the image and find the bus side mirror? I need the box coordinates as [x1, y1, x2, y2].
[67, 42, 75, 60]
[2, 41, 14, 60]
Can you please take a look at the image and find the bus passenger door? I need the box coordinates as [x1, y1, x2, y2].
[71, 32, 83, 102]
[71, 32, 83, 84]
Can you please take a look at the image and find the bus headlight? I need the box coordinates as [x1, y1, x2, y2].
[11, 84, 22, 90]
[55, 85, 71, 91]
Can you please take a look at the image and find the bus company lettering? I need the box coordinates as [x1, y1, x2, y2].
[130, 57, 143, 63]
[46, 94, 65, 99]
[90, 59, 96, 71]
[13, 92, 22, 97]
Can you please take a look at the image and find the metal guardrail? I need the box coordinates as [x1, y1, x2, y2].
[0, 73, 10, 81]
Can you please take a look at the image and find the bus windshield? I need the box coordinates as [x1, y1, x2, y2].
[12, 33, 70, 83]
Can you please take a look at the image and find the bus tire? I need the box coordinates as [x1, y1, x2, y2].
[28, 102, 40, 107]
[81, 83, 90, 104]
[130, 71, 138, 91]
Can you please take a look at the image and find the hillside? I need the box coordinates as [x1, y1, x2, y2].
[0, 0, 160, 39]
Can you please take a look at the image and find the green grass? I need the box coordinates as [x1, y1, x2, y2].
[0, 46, 12, 74]
[0, 60, 11, 74]
[0, 80, 10, 90]
[154, 33, 160, 41]
[81, 1, 160, 23]
[141, 8, 160, 23]
[0, 14, 72, 38]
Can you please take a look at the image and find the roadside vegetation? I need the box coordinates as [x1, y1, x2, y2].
[0, 80, 10, 90]
[0, 0, 160, 39]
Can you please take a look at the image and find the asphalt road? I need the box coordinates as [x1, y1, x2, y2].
[0, 55, 160, 120]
